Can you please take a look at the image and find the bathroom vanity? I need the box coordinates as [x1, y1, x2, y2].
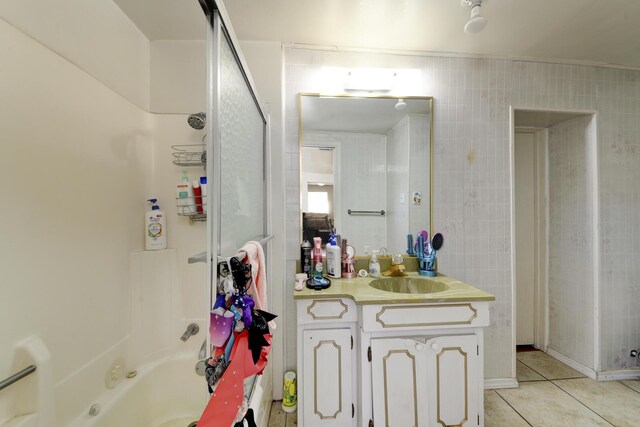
[295, 274, 494, 427]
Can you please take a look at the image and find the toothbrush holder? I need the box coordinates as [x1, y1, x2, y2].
[418, 253, 437, 277]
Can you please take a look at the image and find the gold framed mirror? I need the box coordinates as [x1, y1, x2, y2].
[299, 93, 433, 255]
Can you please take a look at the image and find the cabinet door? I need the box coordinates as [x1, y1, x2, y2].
[426, 335, 478, 427]
[371, 338, 429, 427]
[302, 329, 353, 427]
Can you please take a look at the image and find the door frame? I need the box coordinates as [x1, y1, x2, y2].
[509, 106, 600, 380]
[300, 141, 342, 234]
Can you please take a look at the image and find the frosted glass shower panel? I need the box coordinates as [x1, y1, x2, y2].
[219, 34, 266, 255]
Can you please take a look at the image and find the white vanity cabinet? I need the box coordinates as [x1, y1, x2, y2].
[297, 298, 358, 427]
[295, 277, 493, 427]
[370, 334, 479, 427]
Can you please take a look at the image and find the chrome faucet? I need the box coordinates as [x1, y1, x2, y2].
[181, 323, 200, 342]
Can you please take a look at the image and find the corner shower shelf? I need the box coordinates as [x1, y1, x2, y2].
[176, 196, 207, 224]
[171, 144, 206, 167]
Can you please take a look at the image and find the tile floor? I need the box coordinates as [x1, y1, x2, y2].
[267, 350, 640, 426]
[488, 350, 640, 427]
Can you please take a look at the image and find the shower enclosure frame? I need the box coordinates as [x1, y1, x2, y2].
[199, 0, 273, 405]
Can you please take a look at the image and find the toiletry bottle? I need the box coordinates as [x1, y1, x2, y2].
[369, 250, 381, 278]
[326, 234, 342, 279]
[145, 199, 167, 250]
[176, 170, 195, 215]
[193, 180, 203, 214]
[312, 237, 323, 277]
[300, 240, 312, 278]
[200, 176, 207, 211]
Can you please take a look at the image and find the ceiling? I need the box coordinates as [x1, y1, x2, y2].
[302, 96, 431, 134]
[114, 0, 640, 69]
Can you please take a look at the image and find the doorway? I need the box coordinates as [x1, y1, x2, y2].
[511, 108, 600, 379]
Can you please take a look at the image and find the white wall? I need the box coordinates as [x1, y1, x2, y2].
[304, 131, 387, 254]
[0, 16, 152, 425]
[547, 115, 596, 369]
[0, 0, 150, 110]
[150, 40, 206, 114]
[283, 47, 640, 379]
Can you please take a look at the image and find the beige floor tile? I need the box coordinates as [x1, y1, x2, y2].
[516, 351, 585, 380]
[554, 378, 640, 427]
[484, 390, 530, 427]
[517, 360, 545, 382]
[621, 379, 640, 394]
[285, 411, 298, 426]
[496, 382, 612, 427]
[268, 401, 287, 427]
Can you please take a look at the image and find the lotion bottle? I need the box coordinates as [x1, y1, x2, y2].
[145, 199, 167, 250]
[326, 234, 341, 279]
[369, 250, 381, 278]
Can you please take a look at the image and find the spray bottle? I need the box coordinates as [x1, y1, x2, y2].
[312, 237, 323, 277]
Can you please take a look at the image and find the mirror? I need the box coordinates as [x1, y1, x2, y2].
[299, 94, 433, 255]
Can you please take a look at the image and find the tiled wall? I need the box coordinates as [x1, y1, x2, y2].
[547, 115, 596, 369]
[303, 131, 387, 254]
[284, 47, 640, 377]
[408, 114, 431, 237]
[386, 116, 410, 254]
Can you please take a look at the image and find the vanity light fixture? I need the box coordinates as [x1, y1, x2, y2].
[394, 99, 407, 111]
[343, 68, 396, 93]
[462, 0, 488, 34]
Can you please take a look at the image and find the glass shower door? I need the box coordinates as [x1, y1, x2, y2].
[205, 9, 269, 309]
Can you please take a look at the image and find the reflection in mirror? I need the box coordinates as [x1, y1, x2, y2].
[300, 95, 432, 255]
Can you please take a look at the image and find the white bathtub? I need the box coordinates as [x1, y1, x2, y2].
[68, 352, 272, 427]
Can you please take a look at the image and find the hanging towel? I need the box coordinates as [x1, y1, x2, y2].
[239, 241, 275, 330]
[198, 330, 272, 427]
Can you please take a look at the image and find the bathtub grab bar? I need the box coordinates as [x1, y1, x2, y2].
[0, 365, 36, 391]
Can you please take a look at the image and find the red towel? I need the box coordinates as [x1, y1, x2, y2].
[198, 331, 272, 426]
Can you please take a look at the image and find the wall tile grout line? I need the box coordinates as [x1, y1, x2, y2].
[549, 380, 616, 426]
[492, 390, 534, 427]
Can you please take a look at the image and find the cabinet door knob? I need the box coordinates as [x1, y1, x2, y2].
[431, 342, 440, 352]
[415, 343, 424, 352]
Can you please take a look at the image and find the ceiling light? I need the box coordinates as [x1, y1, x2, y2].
[394, 99, 407, 111]
[463, 0, 487, 34]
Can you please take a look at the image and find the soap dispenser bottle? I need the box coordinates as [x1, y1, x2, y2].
[369, 250, 381, 278]
[145, 199, 167, 250]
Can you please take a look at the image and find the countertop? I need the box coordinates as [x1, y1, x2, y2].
[293, 272, 495, 304]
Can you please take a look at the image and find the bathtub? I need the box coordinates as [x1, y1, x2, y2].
[68, 352, 272, 427]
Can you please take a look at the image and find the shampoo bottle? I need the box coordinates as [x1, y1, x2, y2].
[176, 170, 195, 215]
[199, 176, 207, 211]
[326, 234, 341, 279]
[192, 180, 203, 214]
[145, 199, 167, 250]
[312, 237, 323, 277]
[369, 250, 381, 278]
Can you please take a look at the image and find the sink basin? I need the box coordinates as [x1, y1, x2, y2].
[368, 277, 448, 294]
